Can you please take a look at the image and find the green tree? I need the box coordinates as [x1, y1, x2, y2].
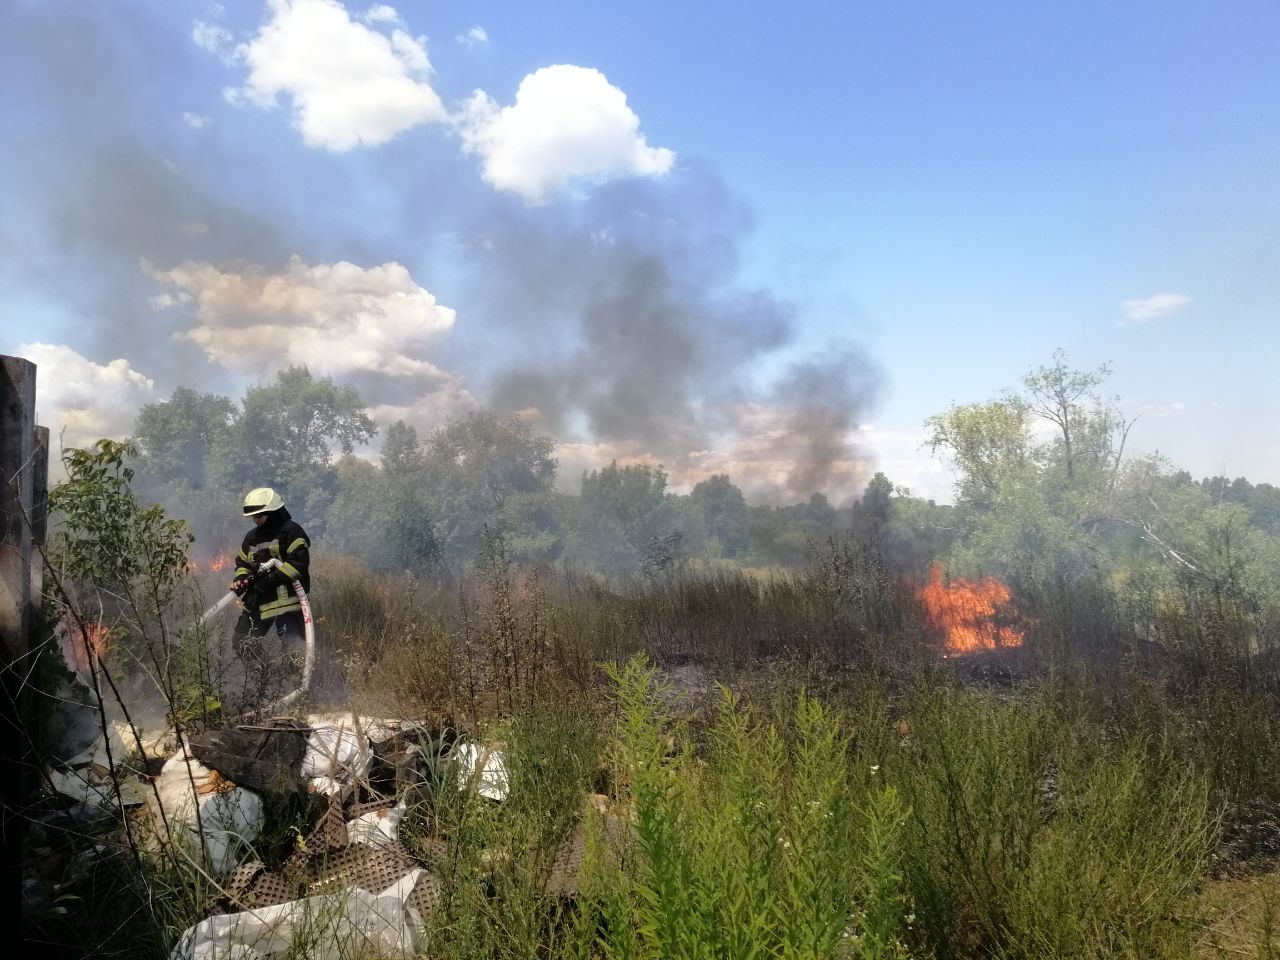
[381, 420, 424, 477]
[380, 421, 439, 571]
[923, 352, 1137, 579]
[50, 440, 192, 598]
[572, 462, 682, 574]
[581, 463, 672, 548]
[689, 474, 749, 558]
[745, 501, 841, 568]
[323, 453, 440, 574]
[131, 387, 235, 489]
[860, 472, 895, 525]
[223, 366, 375, 474]
[206, 366, 377, 527]
[1246, 483, 1280, 536]
[925, 399, 1033, 508]
[1021, 350, 1134, 498]
[423, 410, 558, 563]
[882, 490, 958, 572]
[925, 351, 1135, 517]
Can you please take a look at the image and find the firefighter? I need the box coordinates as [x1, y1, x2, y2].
[231, 487, 311, 656]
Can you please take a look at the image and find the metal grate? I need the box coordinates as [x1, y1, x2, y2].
[306, 841, 419, 897]
[226, 860, 295, 910]
[406, 871, 442, 919]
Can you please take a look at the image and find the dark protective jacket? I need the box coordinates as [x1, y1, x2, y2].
[234, 507, 311, 621]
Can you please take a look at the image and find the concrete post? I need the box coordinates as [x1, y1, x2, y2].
[1, 355, 37, 658]
[1, 355, 45, 916]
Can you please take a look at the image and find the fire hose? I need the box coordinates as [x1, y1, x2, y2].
[198, 558, 315, 713]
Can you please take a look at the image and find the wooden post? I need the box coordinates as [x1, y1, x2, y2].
[1, 355, 45, 916]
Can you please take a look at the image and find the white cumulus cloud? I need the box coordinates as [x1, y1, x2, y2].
[362, 4, 399, 24]
[459, 64, 675, 204]
[1122, 292, 1191, 324]
[192, 20, 237, 62]
[17, 343, 155, 448]
[146, 256, 456, 380]
[182, 111, 213, 129]
[229, 0, 446, 150]
[457, 25, 488, 48]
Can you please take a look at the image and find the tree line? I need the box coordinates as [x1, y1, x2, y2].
[126, 366, 869, 577]
[125, 358, 1280, 610]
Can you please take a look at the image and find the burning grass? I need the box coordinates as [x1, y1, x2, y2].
[25, 539, 1280, 960]
[917, 563, 1023, 655]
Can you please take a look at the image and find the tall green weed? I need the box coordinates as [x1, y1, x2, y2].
[589, 655, 917, 959]
[876, 685, 1210, 960]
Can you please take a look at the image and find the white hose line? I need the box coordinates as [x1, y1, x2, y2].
[197, 589, 239, 625]
[196, 558, 317, 714]
[264, 580, 315, 713]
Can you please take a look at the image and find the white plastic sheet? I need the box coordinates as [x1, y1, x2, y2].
[346, 802, 406, 848]
[453, 742, 509, 801]
[300, 721, 372, 798]
[69, 720, 172, 775]
[152, 747, 263, 875]
[169, 869, 425, 960]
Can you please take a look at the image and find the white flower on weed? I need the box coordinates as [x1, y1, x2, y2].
[870, 765, 880, 774]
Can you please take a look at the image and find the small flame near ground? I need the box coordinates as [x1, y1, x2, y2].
[57, 617, 112, 680]
[917, 564, 1023, 655]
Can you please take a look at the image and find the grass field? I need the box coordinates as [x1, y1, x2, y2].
[23, 541, 1280, 959]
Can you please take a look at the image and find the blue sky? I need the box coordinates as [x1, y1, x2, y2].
[1, 0, 1277, 501]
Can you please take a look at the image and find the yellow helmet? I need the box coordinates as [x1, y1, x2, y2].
[242, 487, 284, 516]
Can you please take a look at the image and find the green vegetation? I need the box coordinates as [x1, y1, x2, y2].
[23, 352, 1280, 958]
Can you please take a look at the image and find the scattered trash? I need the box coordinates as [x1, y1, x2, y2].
[452, 741, 510, 801]
[170, 868, 426, 960]
[225, 805, 433, 913]
[141, 719, 505, 956]
[152, 746, 264, 874]
[44, 761, 113, 809]
[346, 801, 407, 848]
[305, 713, 404, 747]
[66, 720, 172, 776]
[188, 722, 308, 795]
[301, 719, 373, 798]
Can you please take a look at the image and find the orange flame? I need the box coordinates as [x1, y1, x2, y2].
[917, 564, 1023, 655]
[186, 551, 231, 576]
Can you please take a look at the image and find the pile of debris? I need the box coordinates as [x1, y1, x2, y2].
[31, 713, 531, 959]
[27, 696, 635, 960]
[151, 714, 477, 959]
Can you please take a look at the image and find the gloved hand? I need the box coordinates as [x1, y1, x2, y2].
[231, 577, 253, 595]
[256, 559, 288, 588]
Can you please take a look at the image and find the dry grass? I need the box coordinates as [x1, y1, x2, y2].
[1197, 871, 1280, 959]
